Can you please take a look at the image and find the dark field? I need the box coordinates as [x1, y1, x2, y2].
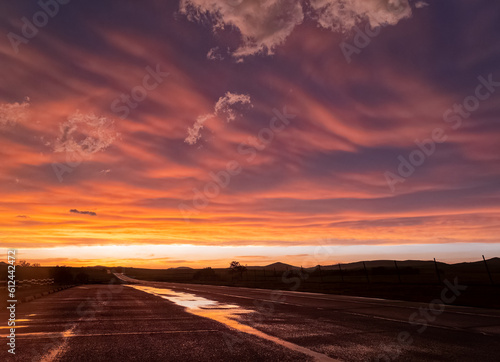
[2, 259, 499, 308]
[0, 265, 115, 308]
[120, 259, 500, 309]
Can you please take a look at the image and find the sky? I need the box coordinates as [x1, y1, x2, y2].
[0, 0, 499, 268]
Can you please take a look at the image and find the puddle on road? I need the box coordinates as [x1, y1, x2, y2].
[130, 285, 239, 310]
[129, 285, 338, 362]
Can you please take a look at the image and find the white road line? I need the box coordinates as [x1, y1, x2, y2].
[2, 329, 221, 339]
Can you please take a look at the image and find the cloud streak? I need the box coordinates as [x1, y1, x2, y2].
[310, 0, 412, 32]
[185, 91, 251, 144]
[54, 111, 119, 157]
[180, 0, 304, 59]
[0, 97, 30, 128]
[180, 0, 412, 59]
[70, 209, 97, 216]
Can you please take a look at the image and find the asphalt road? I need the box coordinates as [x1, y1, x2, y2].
[1, 275, 500, 361]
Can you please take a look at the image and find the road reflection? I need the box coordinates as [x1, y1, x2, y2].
[128, 284, 337, 362]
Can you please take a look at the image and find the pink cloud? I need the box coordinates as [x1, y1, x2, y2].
[0, 97, 30, 128]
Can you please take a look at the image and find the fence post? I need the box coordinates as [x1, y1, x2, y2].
[338, 263, 344, 282]
[363, 262, 370, 283]
[394, 260, 402, 283]
[433, 258, 442, 284]
[483, 255, 494, 285]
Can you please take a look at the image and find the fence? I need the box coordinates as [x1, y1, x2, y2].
[123, 256, 499, 289]
[0, 278, 54, 289]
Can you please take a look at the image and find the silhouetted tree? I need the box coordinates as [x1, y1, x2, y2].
[229, 261, 247, 278]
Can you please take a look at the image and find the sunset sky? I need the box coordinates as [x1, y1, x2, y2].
[1, 0, 499, 268]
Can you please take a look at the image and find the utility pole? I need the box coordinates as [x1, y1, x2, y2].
[338, 263, 344, 282]
[394, 260, 402, 283]
[363, 262, 369, 283]
[483, 255, 494, 285]
[433, 258, 442, 283]
[318, 265, 323, 283]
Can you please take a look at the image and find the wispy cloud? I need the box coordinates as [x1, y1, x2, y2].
[179, 0, 304, 59]
[0, 97, 30, 128]
[54, 111, 118, 156]
[185, 113, 213, 146]
[185, 92, 252, 144]
[180, 0, 412, 59]
[310, 0, 412, 32]
[414, 1, 429, 9]
[207, 47, 224, 60]
[214, 92, 252, 122]
[70, 209, 97, 216]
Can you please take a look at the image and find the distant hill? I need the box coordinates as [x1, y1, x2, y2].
[244, 258, 499, 272]
[168, 266, 193, 270]
[445, 257, 500, 272]
[461, 257, 499, 266]
[321, 260, 441, 271]
[247, 262, 300, 271]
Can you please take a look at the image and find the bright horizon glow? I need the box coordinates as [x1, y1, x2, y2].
[4, 243, 499, 269]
